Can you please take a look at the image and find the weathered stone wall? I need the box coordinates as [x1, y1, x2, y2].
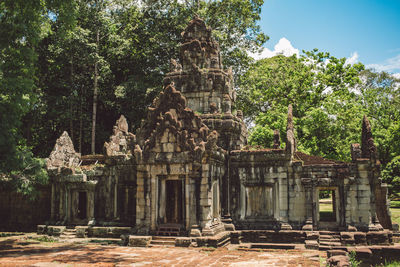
[229, 149, 292, 230]
[0, 186, 51, 231]
[297, 164, 349, 228]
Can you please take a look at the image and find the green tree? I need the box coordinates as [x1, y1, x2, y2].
[239, 50, 366, 161]
[382, 156, 400, 196]
[27, 0, 269, 156]
[0, 0, 76, 195]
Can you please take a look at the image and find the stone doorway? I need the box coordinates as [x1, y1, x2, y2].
[78, 191, 87, 220]
[317, 187, 339, 230]
[165, 180, 183, 224]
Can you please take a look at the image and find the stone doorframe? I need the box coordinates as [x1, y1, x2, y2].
[315, 186, 340, 228]
[154, 174, 191, 231]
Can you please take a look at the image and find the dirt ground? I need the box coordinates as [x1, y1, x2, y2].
[0, 233, 325, 267]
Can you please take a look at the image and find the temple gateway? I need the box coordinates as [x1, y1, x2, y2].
[44, 17, 392, 244]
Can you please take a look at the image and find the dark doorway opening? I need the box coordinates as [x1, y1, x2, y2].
[166, 180, 183, 224]
[319, 189, 336, 222]
[78, 191, 87, 220]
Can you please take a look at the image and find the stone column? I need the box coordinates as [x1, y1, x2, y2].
[301, 178, 314, 231]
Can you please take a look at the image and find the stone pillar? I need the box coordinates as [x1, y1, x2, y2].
[302, 178, 314, 231]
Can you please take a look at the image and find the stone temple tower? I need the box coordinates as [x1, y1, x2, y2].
[164, 17, 247, 151]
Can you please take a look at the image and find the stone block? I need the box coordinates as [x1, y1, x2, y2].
[175, 237, 191, 247]
[230, 231, 241, 244]
[327, 249, 348, 258]
[88, 227, 108, 237]
[340, 232, 355, 245]
[76, 226, 89, 238]
[305, 240, 319, 250]
[353, 232, 367, 244]
[366, 231, 389, 245]
[306, 231, 319, 240]
[37, 225, 47, 235]
[48, 226, 66, 236]
[128, 236, 151, 247]
[108, 227, 132, 238]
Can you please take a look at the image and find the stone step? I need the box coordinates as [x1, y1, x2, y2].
[319, 231, 340, 235]
[151, 236, 177, 241]
[319, 238, 341, 243]
[320, 236, 340, 240]
[150, 240, 176, 246]
[320, 234, 340, 237]
[319, 241, 342, 247]
[319, 245, 332, 251]
[305, 240, 319, 250]
[249, 243, 296, 250]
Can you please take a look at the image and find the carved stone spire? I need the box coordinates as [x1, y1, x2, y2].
[103, 115, 136, 156]
[180, 16, 222, 71]
[163, 17, 234, 114]
[46, 131, 81, 169]
[286, 104, 296, 156]
[361, 115, 377, 160]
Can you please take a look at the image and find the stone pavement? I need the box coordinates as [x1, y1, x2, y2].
[0, 234, 324, 266]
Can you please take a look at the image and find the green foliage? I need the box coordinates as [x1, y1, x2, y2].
[390, 208, 400, 228]
[32, 235, 57, 243]
[24, 0, 268, 156]
[391, 201, 400, 208]
[239, 51, 365, 161]
[239, 49, 400, 167]
[1, 0, 267, 197]
[381, 261, 400, 267]
[0, 0, 76, 195]
[0, 148, 48, 200]
[382, 156, 400, 195]
[349, 251, 361, 267]
[319, 190, 330, 199]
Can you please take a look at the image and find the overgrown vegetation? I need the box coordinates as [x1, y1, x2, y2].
[1, 0, 267, 196]
[349, 251, 361, 267]
[1, 0, 399, 198]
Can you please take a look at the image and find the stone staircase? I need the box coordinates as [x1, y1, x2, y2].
[156, 224, 182, 236]
[59, 228, 77, 239]
[150, 236, 176, 247]
[318, 231, 341, 251]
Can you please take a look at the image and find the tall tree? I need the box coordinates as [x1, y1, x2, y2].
[0, 0, 76, 195]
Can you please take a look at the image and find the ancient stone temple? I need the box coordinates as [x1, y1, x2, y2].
[44, 17, 392, 245]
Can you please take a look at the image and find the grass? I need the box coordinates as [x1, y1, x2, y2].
[0, 232, 24, 237]
[380, 261, 400, 267]
[30, 235, 58, 243]
[391, 201, 400, 208]
[390, 208, 400, 226]
[319, 202, 333, 212]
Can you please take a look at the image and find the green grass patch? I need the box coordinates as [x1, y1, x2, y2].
[381, 261, 400, 267]
[391, 201, 400, 208]
[0, 232, 24, 237]
[31, 235, 58, 243]
[319, 202, 333, 212]
[390, 208, 400, 226]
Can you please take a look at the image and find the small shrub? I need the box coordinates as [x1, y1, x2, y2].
[34, 235, 57, 243]
[349, 251, 361, 267]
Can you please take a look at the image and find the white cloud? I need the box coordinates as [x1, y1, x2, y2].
[249, 38, 299, 60]
[345, 52, 359, 65]
[367, 54, 400, 73]
[367, 54, 400, 80]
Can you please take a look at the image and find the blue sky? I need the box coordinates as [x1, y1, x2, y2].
[256, 0, 400, 76]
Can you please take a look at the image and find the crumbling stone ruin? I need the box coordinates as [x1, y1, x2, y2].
[43, 17, 394, 249]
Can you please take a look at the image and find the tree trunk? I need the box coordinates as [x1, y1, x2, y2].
[79, 85, 83, 153]
[70, 58, 74, 143]
[91, 29, 99, 154]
